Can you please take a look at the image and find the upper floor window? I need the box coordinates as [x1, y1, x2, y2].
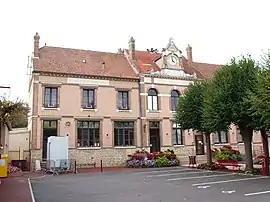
[171, 90, 179, 111]
[118, 91, 129, 110]
[77, 121, 100, 147]
[82, 89, 95, 109]
[44, 87, 58, 108]
[114, 121, 134, 146]
[148, 88, 158, 111]
[214, 131, 228, 144]
[172, 122, 184, 145]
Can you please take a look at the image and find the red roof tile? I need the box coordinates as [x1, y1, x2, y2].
[127, 50, 219, 78]
[33, 46, 138, 79]
[193, 62, 220, 79]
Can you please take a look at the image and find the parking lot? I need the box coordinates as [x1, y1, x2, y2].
[31, 166, 270, 202]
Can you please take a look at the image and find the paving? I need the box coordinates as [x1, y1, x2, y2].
[31, 166, 270, 202]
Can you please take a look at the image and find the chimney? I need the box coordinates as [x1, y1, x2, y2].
[186, 44, 193, 67]
[129, 37, 136, 62]
[34, 32, 40, 58]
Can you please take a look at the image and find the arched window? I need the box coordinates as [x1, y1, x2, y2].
[148, 88, 158, 111]
[170, 90, 179, 111]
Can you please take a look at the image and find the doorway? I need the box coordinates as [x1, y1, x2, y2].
[42, 120, 58, 159]
[149, 121, 160, 153]
[195, 134, 205, 155]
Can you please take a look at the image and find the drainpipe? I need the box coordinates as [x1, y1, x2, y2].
[138, 76, 143, 149]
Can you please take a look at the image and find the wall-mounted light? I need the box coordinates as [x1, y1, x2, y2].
[65, 121, 71, 126]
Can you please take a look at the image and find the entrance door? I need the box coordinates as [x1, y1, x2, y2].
[42, 120, 58, 159]
[195, 134, 205, 155]
[149, 121, 160, 153]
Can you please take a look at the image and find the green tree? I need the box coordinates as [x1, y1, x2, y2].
[203, 55, 258, 170]
[246, 52, 270, 174]
[0, 97, 29, 128]
[175, 80, 213, 165]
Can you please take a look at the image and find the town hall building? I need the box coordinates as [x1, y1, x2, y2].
[27, 33, 264, 167]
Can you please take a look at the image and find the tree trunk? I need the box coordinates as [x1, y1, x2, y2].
[261, 129, 269, 175]
[241, 126, 254, 171]
[204, 132, 212, 165]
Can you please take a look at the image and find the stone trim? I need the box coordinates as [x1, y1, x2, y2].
[141, 73, 200, 81]
[74, 117, 104, 120]
[34, 70, 139, 82]
[39, 116, 62, 120]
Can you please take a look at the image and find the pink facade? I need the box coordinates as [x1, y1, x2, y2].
[28, 33, 264, 167]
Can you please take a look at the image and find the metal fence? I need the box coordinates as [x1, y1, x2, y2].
[31, 159, 77, 175]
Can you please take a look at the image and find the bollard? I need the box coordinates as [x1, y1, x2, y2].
[100, 160, 103, 172]
[262, 157, 267, 176]
[74, 160, 77, 174]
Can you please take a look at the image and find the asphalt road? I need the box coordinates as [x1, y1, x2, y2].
[31, 166, 270, 202]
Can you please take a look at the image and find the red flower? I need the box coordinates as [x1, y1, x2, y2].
[223, 145, 232, 149]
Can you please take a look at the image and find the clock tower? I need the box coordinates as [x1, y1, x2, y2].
[157, 38, 193, 77]
[161, 38, 183, 69]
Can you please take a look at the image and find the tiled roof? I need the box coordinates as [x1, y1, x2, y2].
[33, 46, 138, 79]
[193, 62, 220, 79]
[132, 50, 161, 73]
[127, 50, 219, 78]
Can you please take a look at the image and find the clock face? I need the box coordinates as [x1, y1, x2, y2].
[168, 55, 179, 66]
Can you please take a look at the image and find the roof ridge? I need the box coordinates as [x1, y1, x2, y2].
[39, 46, 121, 55]
[194, 61, 221, 66]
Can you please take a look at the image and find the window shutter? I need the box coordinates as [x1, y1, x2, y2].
[147, 96, 152, 110]
[153, 96, 158, 110]
[80, 88, 83, 108]
[42, 86, 45, 107]
[181, 128, 185, 145]
[133, 120, 137, 146]
[157, 95, 161, 110]
[57, 87, 60, 108]
[116, 90, 119, 109]
[128, 90, 131, 110]
[94, 88, 98, 108]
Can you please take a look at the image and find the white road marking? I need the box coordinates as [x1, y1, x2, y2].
[245, 190, 270, 196]
[168, 173, 236, 181]
[29, 175, 46, 180]
[28, 178, 36, 202]
[133, 168, 194, 175]
[198, 185, 210, 189]
[222, 190, 236, 194]
[192, 176, 269, 186]
[147, 171, 209, 178]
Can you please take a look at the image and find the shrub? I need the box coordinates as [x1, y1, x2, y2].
[155, 156, 168, 167]
[213, 146, 242, 161]
[126, 149, 180, 168]
[197, 163, 227, 170]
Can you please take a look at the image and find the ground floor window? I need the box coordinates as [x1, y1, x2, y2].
[77, 121, 100, 147]
[214, 131, 228, 144]
[236, 126, 243, 143]
[172, 122, 183, 145]
[114, 121, 134, 146]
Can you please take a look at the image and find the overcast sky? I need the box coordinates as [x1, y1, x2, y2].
[0, 0, 269, 101]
